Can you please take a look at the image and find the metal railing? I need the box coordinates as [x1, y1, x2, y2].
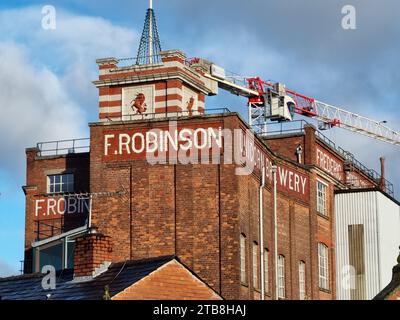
[315, 130, 394, 195]
[113, 108, 232, 122]
[254, 120, 394, 196]
[37, 138, 90, 157]
[254, 120, 308, 137]
[116, 54, 163, 67]
[34, 216, 88, 241]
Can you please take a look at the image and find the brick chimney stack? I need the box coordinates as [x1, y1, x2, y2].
[73, 232, 113, 279]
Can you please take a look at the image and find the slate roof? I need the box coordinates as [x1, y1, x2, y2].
[0, 255, 174, 300]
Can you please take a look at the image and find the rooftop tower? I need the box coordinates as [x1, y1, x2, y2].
[136, 0, 162, 65]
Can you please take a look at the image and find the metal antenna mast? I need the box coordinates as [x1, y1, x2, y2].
[136, 0, 162, 65]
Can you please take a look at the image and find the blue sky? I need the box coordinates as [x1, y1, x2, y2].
[0, 0, 399, 276]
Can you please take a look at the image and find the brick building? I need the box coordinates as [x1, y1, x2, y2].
[7, 49, 391, 300]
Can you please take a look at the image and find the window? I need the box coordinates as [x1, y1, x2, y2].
[317, 181, 327, 216]
[48, 173, 74, 194]
[264, 249, 269, 294]
[299, 261, 306, 300]
[318, 243, 329, 290]
[240, 234, 247, 284]
[33, 238, 76, 273]
[252, 242, 259, 289]
[278, 255, 286, 298]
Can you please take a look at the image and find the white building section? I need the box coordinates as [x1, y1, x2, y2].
[335, 190, 400, 300]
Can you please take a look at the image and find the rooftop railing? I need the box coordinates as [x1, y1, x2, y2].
[116, 54, 163, 67]
[36, 138, 90, 157]
[254, 120, 394, 196]
[115, 108, 232, 122]
[34, 110, 393, 196]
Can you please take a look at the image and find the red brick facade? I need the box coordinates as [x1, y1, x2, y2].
[73, 233, 113, 278]
[22, 50, 384, 300]
[23, 150, 90, 273]
[23, 113, 345, 299]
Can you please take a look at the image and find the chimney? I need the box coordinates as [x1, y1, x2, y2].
[303, 124, 316, 165]
[379, 157, 386, 192]
[73, 232, 113, 280]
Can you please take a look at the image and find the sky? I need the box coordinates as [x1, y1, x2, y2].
[0, 0, 399, 276]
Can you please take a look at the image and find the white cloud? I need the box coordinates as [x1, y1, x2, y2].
[0, 42, 87, 172]
[0, 6, 140, 174]
[0, 259, 17, 278]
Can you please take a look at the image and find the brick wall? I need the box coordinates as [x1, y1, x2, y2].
[265, 135, 304, 163]
[73, 233, 113, 278]
[23, 149, 89, 273]
[24, 113, 338, 299]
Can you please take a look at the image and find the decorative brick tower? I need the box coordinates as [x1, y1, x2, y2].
[93, 50, 218, 122]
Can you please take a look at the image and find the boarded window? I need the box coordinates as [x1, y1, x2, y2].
[252, 242, 259, 289]
[278, 255, 286, 298]
[240, 234, 247, 284]
[264, 249, 269, 294]
[299, 261, 306, 300]
[348, 224, 365, 300]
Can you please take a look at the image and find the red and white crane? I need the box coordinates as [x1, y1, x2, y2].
[189, 58, 400, 146]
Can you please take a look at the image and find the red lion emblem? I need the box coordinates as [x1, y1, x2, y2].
[130, 93, 147, 114]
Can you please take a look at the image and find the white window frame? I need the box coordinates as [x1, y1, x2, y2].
[318, 243, 329, 290]
[240, 234, 247, 284]
[299, 261, 306, 300]
[316, 179, 328, 216]
[47, 173, 74, 194]
[278, 255, 286, 299]
[252, 242, 259, 289]
[264, 249, 269, 294]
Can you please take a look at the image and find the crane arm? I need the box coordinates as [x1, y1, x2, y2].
[313, 100, 400, 146]
[247, 77, 400, 147]
[188, 58, 400, 147]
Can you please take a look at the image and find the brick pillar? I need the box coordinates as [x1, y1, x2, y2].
[23, 147, 40, 274]
[304, 124, 317, 165]
[73, 233, 113, 278]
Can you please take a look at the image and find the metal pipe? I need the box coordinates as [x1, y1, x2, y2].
[272, 164, 279, 299]
[259, 167, 265, 300]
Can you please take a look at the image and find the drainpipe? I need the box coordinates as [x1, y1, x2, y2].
[259, 167, 266, 300]
[272, 164, 279, 300]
